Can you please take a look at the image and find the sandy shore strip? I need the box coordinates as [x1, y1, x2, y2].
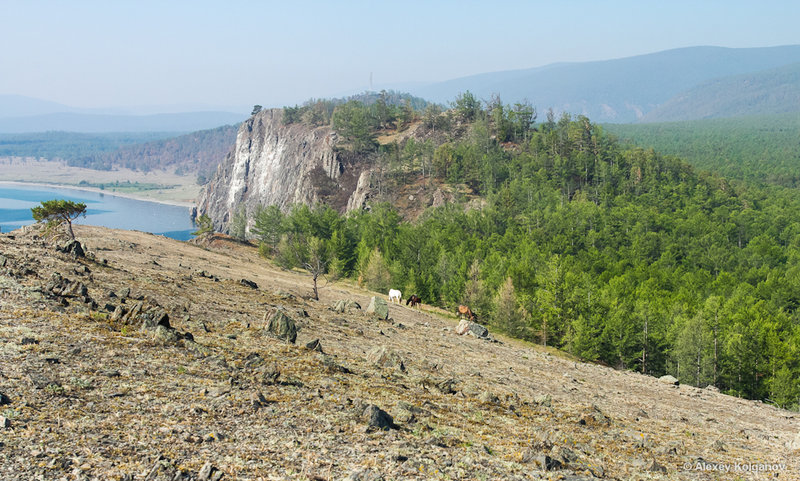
[0, 180, 197, 208]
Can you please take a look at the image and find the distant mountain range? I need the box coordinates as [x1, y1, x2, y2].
[640, 62, 800, 122]
[0, 95, 248, 133]
[5, 45, 800, 131]
[398, 45, 800, 123]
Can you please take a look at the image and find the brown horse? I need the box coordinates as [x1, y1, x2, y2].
[458, 304, 476, 321]
[406, 295, 422, 308]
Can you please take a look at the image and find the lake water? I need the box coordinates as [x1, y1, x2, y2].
[0, 183, 196, 240]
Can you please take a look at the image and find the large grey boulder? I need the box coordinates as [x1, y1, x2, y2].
[455, 319, 488, 338]
[264, 308, 298, 343]
[366, 296, 389, 320]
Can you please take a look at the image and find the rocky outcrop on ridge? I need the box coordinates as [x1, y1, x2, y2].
[195, 109, 367, 233]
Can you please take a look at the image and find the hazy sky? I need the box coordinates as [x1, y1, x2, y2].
[2, 0, 799, 113]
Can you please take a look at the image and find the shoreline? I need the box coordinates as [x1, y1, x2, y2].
[0, 180, 197, 209]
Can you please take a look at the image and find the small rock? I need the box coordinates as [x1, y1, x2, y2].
[478, 391, 499, 404]
[659, 375, 679, 386]
[344, 469, 383, 481]
[0, 392, 10, 405]
[332, 299, 361, 313]
[363, 404, 397, 430]
[261, 364, 281, 385]
[0, 416, 10, 428]
[529, 454, 562, 470]
[240, 279, 258, 289]
[305, 339, 323, 352]
[705, 384, 720, 392]
[250, 391, 268, 408]
[533, 394, 552, 407]
[711, 439, 726, 452]
[263, 308, 297, 343]
[367, 346, 405, 371]
[647, 459, 667, 473]
[20, 337, 38, 345]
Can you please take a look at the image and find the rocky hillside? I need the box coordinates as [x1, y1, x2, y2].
[1, 225, 798, 480]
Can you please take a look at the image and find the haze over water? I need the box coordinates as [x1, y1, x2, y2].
[0, 183, 195, 240]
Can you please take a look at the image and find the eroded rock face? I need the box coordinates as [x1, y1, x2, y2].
[196, 109, 369, 233]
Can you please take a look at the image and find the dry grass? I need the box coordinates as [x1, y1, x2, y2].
[0, 225, 797, 480]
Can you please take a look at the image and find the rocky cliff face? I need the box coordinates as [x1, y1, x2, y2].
[196, 109, 369, 232]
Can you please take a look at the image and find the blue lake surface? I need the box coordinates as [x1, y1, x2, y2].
[0, 183, 196, 240]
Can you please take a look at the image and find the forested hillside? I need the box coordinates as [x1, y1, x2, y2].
[605, 113, 800, 187]
[233, 94, 800, 408]
[0, 125, 239, 183]
[640, 62, 800, 122]
[0, 131, 177, 162]
[82, 124, 239, 183]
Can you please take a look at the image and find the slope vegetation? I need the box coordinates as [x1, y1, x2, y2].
[1, 225, 797, 479]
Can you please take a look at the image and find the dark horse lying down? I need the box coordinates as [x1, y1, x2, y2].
[406, 294, 422, 308]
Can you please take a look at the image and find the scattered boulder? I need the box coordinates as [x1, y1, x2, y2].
[332, 299, 361, 313]
[45, 273, 88, 298]
[705, 384, 720, 392]
[305, 339, 323, 352]
[455, 319, 488, 338]
[0, 392, 9, 405]
[111, 300, 171, 330]
[479, 390, 500, 404]
[197, 461, 224, 481]
[647, 459, 667, 473]
[578, 405, 611, 427]
[260, 363, 281, 385]
[659, 375, 680, 386]
[240, 279, 258, 289]
[344, 469, 383, 481]
[264, 308, 298, 343]
[366, 296, 389, 320]
[367, 346, 405, 372]
[0, 416, 10, 429]
[533, 394, 552, 407]
[273, 290, 294, 300]
[362, 404, 397, 430]
[55, 239, 84, 258]
[525, 453, 562, 471]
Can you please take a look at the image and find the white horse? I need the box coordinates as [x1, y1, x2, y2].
[388, 289, 402, 304]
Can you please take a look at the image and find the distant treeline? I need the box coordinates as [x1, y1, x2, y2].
[79, 124, 239, 183]
[0, 125, 239, 184]
[0, 131, 176, 162]
[606, 113, 800, 187]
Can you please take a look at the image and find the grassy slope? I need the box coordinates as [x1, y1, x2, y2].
[0, 225, 797, 479]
